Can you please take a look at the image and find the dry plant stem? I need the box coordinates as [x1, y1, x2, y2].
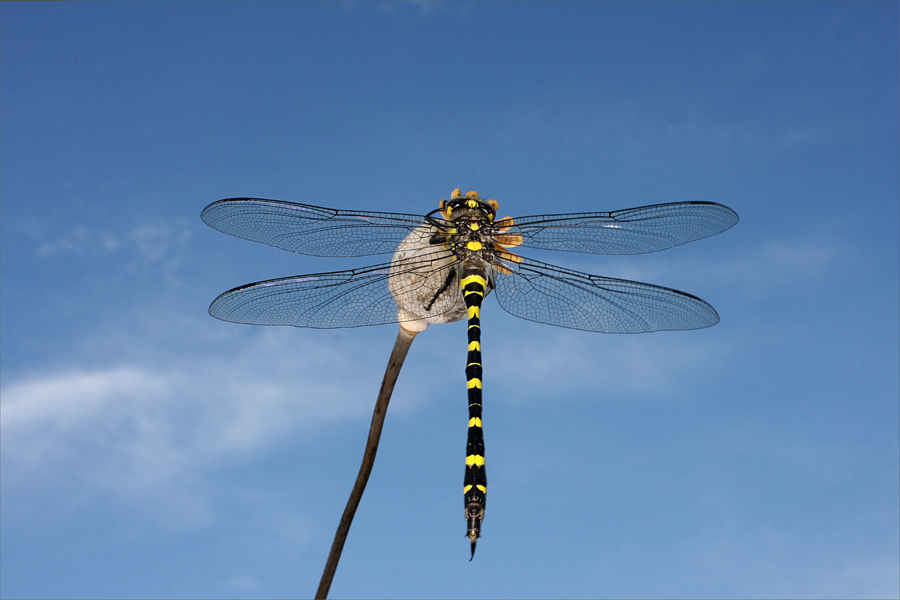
[315, 326, 419, 599]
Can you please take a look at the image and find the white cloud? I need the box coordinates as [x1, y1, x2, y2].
[708, 233, 842, 299]
[668, 526, 900, 599]
[30, 219, 194, 287]
[0, 328, 384, 524]
[565, 230, 843, 306]
[34, 220, 192, 263]
[484, 324, 731, 405]
[36, 225, 99, 257]
[224, 575, 259, 591]
[817, 555, 900, 599]
[345, 0, 448, 19]
[129, 223, 192, 264]
[475, 93, 839, 182]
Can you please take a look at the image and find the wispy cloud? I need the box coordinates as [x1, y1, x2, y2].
[482, 324, 732, 405]
[707, 233, 844, 299]
[478, 92, 843, 180]
[667, 526, 900, 599]
[35, 226, 122, 257]
[344, 0, 449, 19]
[29, 219, 194, 286]
[568, 230, 845, 304]
[129, 223, 192, 264]
[0, 327, 383, 524]
[35, 221, 191, 261]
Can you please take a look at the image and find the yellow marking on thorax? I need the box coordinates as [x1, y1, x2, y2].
[468, 417, 482, 428]
[468, 341, 481, 351]
[467, 305, 480, 319]
[466, 455, 485, 467]
[467, 378, 482, 389]
[466, 240, 483, 252]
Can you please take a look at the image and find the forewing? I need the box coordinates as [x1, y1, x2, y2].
[501, 201, 739, 255]
[209, 249, 463, 329]
[491, 256, 720, 333]
[201, 198, 427, 257]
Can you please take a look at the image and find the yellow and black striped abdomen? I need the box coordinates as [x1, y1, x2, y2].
[460, 265, 487, 559]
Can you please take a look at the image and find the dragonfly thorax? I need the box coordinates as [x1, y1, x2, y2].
[447, 221, 497, 263]
[434, 189, 502, 264]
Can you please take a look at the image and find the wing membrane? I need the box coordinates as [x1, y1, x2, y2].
[491, 256, 719, 333]
[501, 201, 739, 255]
[209, 249, 466, 329]
[201, 198, 426, 257]
[204, 198, 735, 332]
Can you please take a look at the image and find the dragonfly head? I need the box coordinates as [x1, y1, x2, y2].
[442, 188, 500, 223]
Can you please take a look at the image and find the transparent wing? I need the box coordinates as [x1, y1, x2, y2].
[201, 198, 427, 257]
[491, 256, 719, 333]
[209, 249, 466, 329]
[500, 201, 739, 255]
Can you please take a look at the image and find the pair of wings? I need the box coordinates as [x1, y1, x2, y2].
[201, 198, 738, 333]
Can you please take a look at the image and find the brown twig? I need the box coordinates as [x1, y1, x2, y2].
[315, 326, 419, 599]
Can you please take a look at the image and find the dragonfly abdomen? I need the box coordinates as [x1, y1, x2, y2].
[461, 263, 488, 560]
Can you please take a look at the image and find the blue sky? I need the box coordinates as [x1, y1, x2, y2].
[2, 2, 898, 598]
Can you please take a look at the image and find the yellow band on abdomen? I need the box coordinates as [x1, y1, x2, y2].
[461, 274, 487, 288]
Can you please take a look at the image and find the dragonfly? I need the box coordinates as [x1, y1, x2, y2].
[202, 188, 738, 558]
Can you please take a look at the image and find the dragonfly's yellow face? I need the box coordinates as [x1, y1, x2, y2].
[440, 188, 500, 222]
